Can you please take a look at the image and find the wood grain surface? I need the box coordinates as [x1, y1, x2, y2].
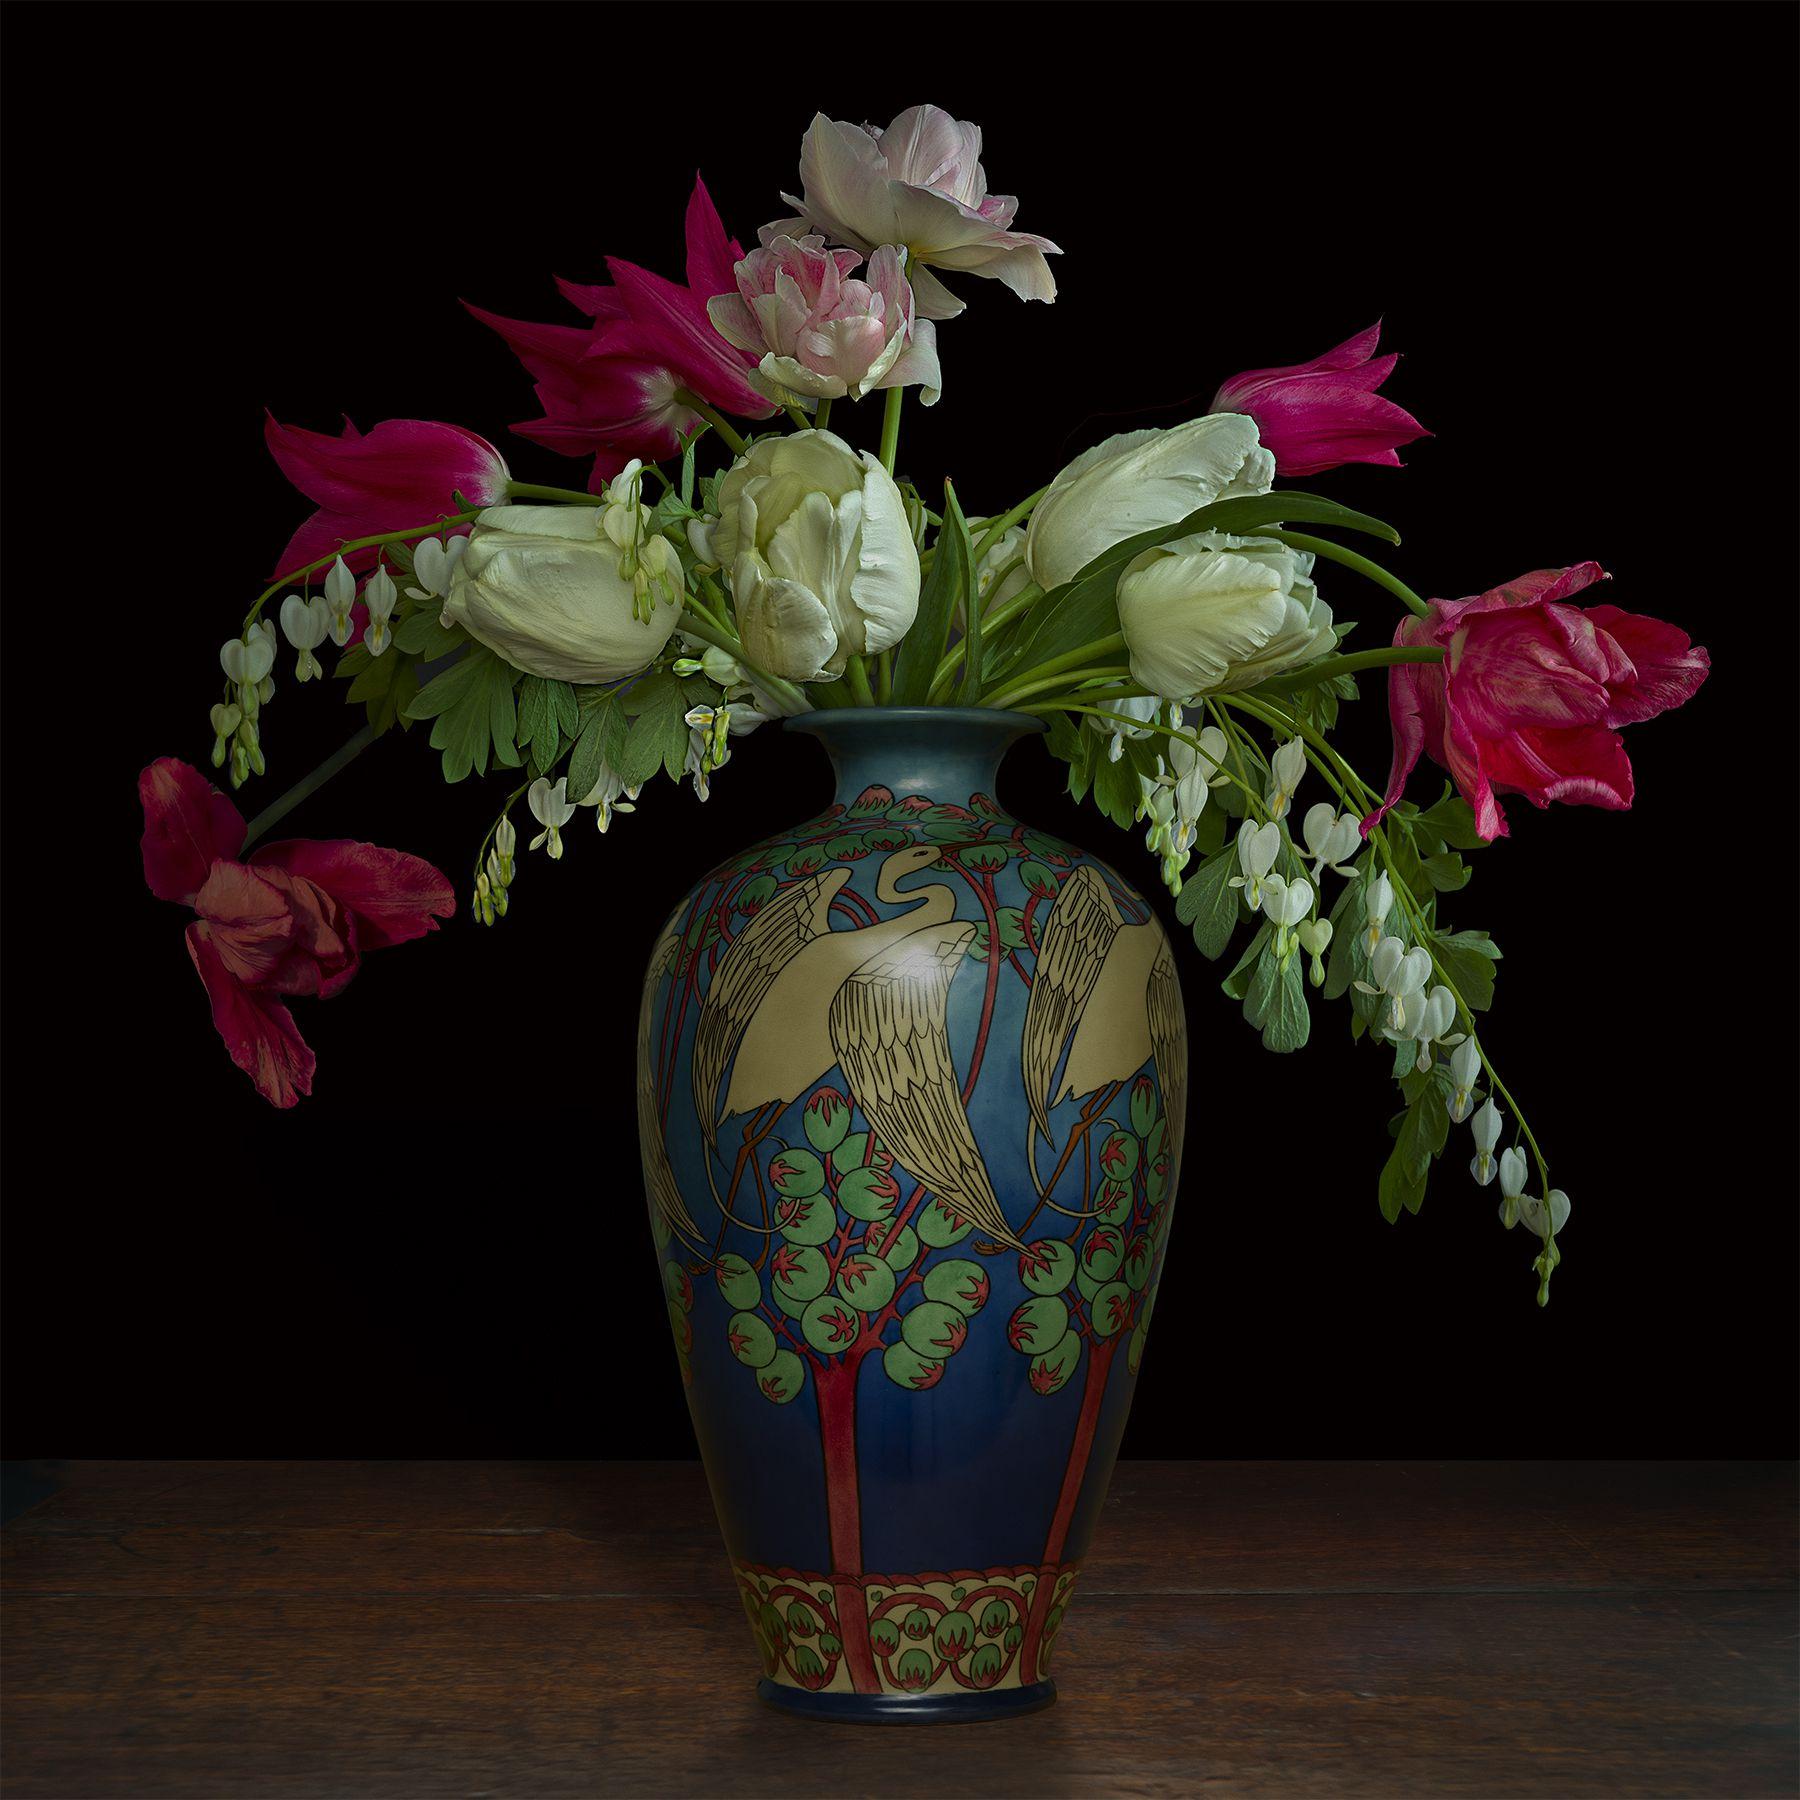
[4, 1461, 1794, 1797]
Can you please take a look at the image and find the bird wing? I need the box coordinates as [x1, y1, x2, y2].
[691, 868, 848, 1144]
[1146, 932, 1188, 1196]
[828, 923, 1024, 1254]
[639, 923, 702, 1248]
[1020, 864, 1121, 1143]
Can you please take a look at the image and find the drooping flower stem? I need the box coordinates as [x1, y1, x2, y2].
[503, 481, 607, 506]
[1224, 691, 1552, 1193]
[244, 512, 483, 628]
[1249, 645, 1446, 698]
[239, 723, 381, 853]
[672, 389, 748, 456]
[1266, 529, 1430, 619]
[878, 387, 904, 475]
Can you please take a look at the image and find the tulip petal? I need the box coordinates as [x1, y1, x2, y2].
[186, 922, 316, 1109]
[139, 757, 246, 905]
[250, 838, 455, 952]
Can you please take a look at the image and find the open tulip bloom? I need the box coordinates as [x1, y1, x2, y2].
[144, 103, 1710, 1305]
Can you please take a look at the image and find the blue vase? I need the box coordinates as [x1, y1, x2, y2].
[639, 708, 1185, 1722]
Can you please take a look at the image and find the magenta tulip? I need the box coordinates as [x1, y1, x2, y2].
[139, 758, 454, 1106]
[1368, 565, 1709, 841]
[1211, 321, 1427, 477]
[264, 415, 510, 580]
[469, 178, 777, 488]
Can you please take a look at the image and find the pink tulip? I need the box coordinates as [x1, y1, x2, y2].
[264, 415, 510, 580]
[1368, 565, 1709, 841]
[139, 758, 454, 1107]
[707, 236, 942, 405]
[770, 105, 1059, 321]
[469, 178, 776, 489]
[1211, 322, 1427, 477]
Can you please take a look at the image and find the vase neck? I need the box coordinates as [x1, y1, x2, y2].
[785, 707, 1045, 810]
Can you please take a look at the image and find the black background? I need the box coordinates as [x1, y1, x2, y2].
[5, 5, 1794, 1458]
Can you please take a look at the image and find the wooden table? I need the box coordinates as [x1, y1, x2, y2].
[3, 1462, 1793, 1796]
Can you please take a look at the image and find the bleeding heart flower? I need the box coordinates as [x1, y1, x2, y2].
[138, 758, 453, 1107]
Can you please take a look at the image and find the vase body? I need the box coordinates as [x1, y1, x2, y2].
[638, 708, 1185, 1722]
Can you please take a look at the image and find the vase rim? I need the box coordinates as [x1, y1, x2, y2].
[784, 706, 1047, 741]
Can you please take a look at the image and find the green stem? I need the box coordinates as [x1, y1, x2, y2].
[1267, 530, 1430, 619]
[814, 398, 833, 433]
[674, 390, 748, 456]
[1038, 703, 1267, 813]
[1249, 646, 1445, 699]
[245, 512, 482, 627]
[845, 657, 877, 707]
[926, 582, 1045, 702]
[783, 404, 812, 432]
[981, 631, 1126, 709]
[239, 723, 381, 852]
[878, 387, 904, 475]
[971, 486, 1048, 568]
[877, 649, 894, 704]
[504, 481, 606, 506]
[985, 663, 1131, 711]
[675, 610, 808, 715]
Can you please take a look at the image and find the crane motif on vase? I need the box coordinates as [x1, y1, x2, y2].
[1021, 864, 1188, 1201]
[690, 843, 1024, 1251]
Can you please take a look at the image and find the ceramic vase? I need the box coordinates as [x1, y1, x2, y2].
[638, 707, 1185, 1722]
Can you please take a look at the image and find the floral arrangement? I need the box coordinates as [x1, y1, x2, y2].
[140, 105, 1709, 1302]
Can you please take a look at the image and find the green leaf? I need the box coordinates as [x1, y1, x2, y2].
[1090, 741, 1146, 830]
[344, 647, 418, 734]
[1421, 851, 1470, 893]
[403, 647, 522, 782]
[1221, 921, 1270, 1002]
[1428, 928, 1502, 1013]
[1397, 1074, 1451, 1187]
[890, 478, 967, 704]
[393, 609, 466, 660]
[1378, 1138, 1427, 1223]
[1417, 788, 1488, 851]
[566, 693, 628, 803]
[1257, 949, 1311, 1053]
[516, 676, 581, 775]
[1004, 489, 1400, 680]
[617, 672, 697, 785]
[1173, 848, 1240, 960]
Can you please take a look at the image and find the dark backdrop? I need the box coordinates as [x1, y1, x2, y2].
[4, 4, 1794, 1457]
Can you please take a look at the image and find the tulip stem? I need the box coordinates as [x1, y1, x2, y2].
[1266, 530, 1430, 619]
[926, 582, 1045, 703]
[675, 610, 809, 715]
[243, 512, 483, 628]
[980, 631, 1126, 709]
[503, 482, 606, 507]
[1249, 646, 1445, 698]
[673, 391, 748, 457]
[983, 663, 1132, 711]
[239, 722, 381, 853]
[877, 649, 894, 704]
[845, 657, 878, 707]
[783, 404, 812, 432]
[878, 387, 904, 475]
[814, 399, 833, 433]
[970, 485, 1049, 568]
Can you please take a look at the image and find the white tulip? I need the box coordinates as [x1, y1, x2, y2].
[713, 431, 919, 683]
[444, 506, 682, 683]
[1023, 414, 1274, 594]
[1117, 531, 1335, 703]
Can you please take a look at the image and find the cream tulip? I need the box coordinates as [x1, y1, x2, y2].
[1023, 414, 1274, 593]
[1116, 531, 1335, 701]
[443, 506, 682, 683]
[711, 431, 919, 683]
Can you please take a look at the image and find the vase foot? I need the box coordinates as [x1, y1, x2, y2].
[756, 1678, 1057, 1725]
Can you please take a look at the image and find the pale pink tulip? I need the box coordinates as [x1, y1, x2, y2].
[707, 236, 941, 405]
[768, 106, 1059, 320]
